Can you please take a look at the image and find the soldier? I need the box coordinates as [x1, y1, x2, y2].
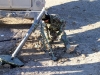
[43, 14, 70, 50]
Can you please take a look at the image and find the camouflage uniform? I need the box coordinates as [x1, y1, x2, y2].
[45, 14, 70, 49]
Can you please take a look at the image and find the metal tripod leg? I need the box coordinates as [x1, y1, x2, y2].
[40, 21, 57, 61]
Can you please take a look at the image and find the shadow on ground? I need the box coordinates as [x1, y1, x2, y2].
[47, 0, 100, 29]
[23, 62, 100, 75]
[2, 61, 99, 75]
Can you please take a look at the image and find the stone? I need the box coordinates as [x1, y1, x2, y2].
[66, 45, 77, 53]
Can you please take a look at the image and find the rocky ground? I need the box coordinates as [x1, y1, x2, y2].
[0, 0, 100, 75]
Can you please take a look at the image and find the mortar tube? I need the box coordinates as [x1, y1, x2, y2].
[11, 8, 46, 59]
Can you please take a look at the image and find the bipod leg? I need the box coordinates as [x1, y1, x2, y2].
[40, 23, 47, 51]
[40, 21, 58, 61]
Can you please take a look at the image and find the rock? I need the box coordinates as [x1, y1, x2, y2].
[66, 45, 78, 53]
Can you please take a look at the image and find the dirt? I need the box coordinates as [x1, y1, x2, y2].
[0, 0, 100, 75]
